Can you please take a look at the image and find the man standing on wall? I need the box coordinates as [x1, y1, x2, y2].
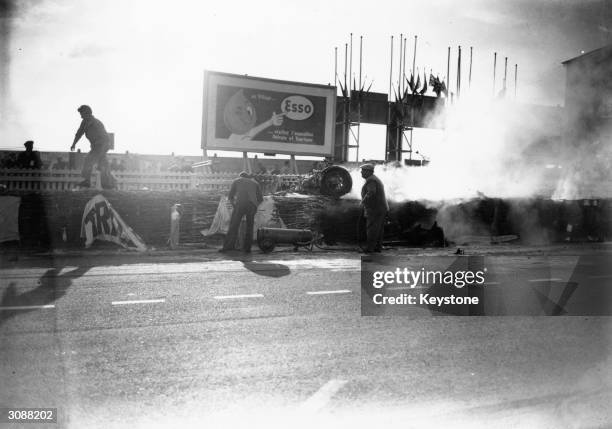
[220, 171, 263, 253]
[360, 163, 388, 253]
[70, 105, 116, 189]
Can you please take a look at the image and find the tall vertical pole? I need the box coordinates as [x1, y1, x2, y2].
[403, 37, 407, 92]
[493, 52, 497, 97]
[514, 63, 518, 99]
[398, 33, 403, 95]
[457, 45, 462, 99]
[412, 35, 417, 76]
[446, 46, 450, 98]
[469, 46, 473, 89]
[349, 33, 353, 97]
[359, 35, 363, 90]
[344, 43, 348, 161]
[357, 35, 363, 163]
[397, 34, 403, 163]
[503, 56, 508, 93]
[334, 47, 338, 90]
[388, 36, 393, 97]
[344, 43, 348, 89]
[386, 36, 393, 162]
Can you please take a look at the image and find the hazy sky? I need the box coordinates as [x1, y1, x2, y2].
[0, 0, 610, 155]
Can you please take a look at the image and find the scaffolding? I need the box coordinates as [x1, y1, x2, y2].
[333, 34, 516, 164]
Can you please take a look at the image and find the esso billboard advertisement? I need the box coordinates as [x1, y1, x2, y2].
[281, 96, 314, 121]
[202, 71, 336, 156]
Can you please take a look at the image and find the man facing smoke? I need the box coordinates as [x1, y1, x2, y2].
[360, 163, 388, 253]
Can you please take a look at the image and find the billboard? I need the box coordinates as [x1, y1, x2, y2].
[202, 71, 336, 156]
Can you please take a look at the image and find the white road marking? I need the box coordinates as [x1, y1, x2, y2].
[214, 294, 264, 300]
[483, 282, 501, 285]
[111, 299, 165, 306]
[528, 278, 563, 283]
[300, 379, 348, 413]
[0, 304, 55, 311]
[306, 290, 351, 295]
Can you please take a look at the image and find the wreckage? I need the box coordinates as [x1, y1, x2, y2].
[297, 165, 353, 197]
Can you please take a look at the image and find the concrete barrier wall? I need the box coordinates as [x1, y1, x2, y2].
[3, 190, 611, 250]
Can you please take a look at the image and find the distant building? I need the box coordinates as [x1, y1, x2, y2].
[562, 44, 612, 149]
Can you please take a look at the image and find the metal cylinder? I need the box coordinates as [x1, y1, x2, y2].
[257, 228, 314, 252]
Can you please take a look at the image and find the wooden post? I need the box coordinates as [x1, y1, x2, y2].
[242, 152, 252, 174]
[290, 154, 299, 174]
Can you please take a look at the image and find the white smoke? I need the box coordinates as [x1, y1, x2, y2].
[347, 92, 563, 201]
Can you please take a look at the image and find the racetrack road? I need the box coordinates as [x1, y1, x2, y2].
[1, 247, 611, 428]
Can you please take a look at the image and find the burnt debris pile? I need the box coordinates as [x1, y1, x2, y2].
[311, 196, 611, 246]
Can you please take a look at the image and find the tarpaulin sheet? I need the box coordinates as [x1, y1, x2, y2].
[202, 195, 285, 238]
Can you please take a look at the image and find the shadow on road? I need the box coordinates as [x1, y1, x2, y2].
[222, 252, 291, 277]
[241, 261, 291, 277]
[0, 265, 89, 325]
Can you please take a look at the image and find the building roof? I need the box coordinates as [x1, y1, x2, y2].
[562, 44, 612, 66]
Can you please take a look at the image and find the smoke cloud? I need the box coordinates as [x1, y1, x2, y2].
[347, 86, 611, 202]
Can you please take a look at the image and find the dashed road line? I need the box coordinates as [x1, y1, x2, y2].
[306, 290, 351, 295]
[528, 278, 563, 283]
[111, 299, 166, 306]
[214, 294, 264, 300]
[300, 379, 348, 413]
[0, 304, 56, 311]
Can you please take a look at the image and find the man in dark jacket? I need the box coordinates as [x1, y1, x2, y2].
[70, 105, 116, 189]
[360, 163, 389, 253]
[17, 140, 42, 169]
[221, 172, 263, 253]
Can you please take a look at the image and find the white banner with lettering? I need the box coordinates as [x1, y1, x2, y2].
[81, 194, 146, 251]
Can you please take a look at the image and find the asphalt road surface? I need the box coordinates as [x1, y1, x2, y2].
[1, 245, 611, 429]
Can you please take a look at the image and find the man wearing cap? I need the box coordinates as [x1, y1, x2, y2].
[70, 105, 116, 189]
[17, 140, 42, 169]
[220, 171, 263, 253]
[360, 163, 388, 253]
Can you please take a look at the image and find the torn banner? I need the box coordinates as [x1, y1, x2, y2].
[81, 194, 146, 251]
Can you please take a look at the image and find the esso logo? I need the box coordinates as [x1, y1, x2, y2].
[281, 96, 314, 120]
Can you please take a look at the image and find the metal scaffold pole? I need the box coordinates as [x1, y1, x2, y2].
[356, 35, 363, 163]
[493, 52, 497, 97]
[343, 43, 348, 161]
[334, 47, 337, 89]
[446, 46, 451, 101]
[469, 46, 473, 89]
[386, 35, 393, 162]
[514, 63, 518, 99]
